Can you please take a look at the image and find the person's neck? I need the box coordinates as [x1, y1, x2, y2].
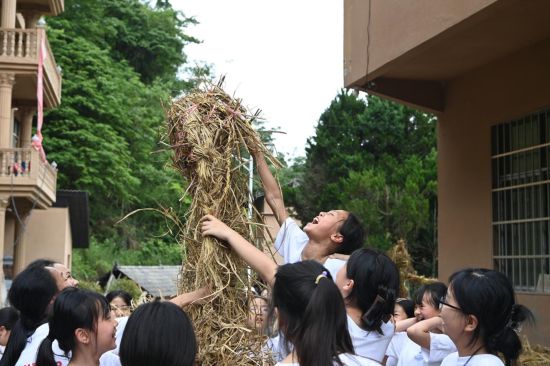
[301, 240, 333, 263]
[457, 337, 487, 358]
[345, 303, 363, 328]
[281, 350, 299, 364]
[68, 347, 100, 366]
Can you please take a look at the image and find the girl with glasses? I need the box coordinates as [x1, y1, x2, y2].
[439, 268, 533, 366]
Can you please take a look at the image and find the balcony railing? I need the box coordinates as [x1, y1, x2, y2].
[0, 148, 57, 208]
[0, 28, 62, 107]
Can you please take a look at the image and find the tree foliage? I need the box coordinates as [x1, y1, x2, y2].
[44, 0, 201, 276]
[283, 91, 438, 275]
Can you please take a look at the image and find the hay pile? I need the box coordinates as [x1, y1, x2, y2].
[520, 336, 550, 365]
[167, 79, 279, 365]
[387, 239, 437, 298]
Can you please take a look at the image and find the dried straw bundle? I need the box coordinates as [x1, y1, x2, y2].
[167, 79, 278, 365]
[387, 239, 437, 297]
[520, 336, 550, 366]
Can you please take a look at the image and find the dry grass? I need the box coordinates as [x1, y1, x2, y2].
[167, 78, 279, 365]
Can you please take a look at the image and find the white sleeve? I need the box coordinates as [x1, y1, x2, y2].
[273, 218, 308, 264]
[422, 333, 457, 363]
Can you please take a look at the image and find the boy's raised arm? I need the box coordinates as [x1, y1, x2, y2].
[253, 151, 288, 226]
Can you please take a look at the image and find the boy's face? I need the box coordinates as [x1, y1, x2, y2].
[303, 210, 348, 243]
[247, 297, 269, 331]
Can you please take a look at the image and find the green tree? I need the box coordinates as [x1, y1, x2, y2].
[285, 91, 438, 275]
[43, 0, 202, 277]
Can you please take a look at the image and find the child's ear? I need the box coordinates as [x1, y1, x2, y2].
[74, 328, 91, 344]
[330, 233, 344, 244]
[464, 314, 479, 332]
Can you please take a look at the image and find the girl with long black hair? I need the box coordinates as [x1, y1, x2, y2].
[36, 288, 117, 366]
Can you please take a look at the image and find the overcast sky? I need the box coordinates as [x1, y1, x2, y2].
[170, 0, 344, 160]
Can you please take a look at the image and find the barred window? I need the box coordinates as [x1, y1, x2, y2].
[491, 108, 550, 293]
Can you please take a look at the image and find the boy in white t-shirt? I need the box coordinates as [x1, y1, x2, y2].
[253, 150, 365, 278]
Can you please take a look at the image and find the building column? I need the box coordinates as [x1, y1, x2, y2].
[19, 107, 35, 148]
[1, 0, 17, 28]
[22, 11, 41, 29]
[0, 74, 16, 149]
[0, 197, 9, 305]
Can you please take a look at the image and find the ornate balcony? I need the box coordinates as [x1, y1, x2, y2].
[0, 148, 57, 209]
[0, 27, 62, 108]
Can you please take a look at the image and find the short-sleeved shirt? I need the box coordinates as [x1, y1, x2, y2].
[14, 323, 69, 366]
[440, 352, 503, 366]
[275, 353, 381, 365]
[274, 218, 346, 279]
[385, 331, 409, 366]
[347, 315, 394, 363]
[397, 333, 456, 366]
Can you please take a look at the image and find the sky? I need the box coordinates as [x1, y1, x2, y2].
[170, 0, 344, 160]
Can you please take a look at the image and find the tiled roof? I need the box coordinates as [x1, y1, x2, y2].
[116, 265, 181, 297]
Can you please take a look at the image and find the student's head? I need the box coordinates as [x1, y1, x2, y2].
[0, 308, 19, 347]
[106, 290, 132, 318]
[413, 282, 447, 321]
[441, 268, 534, 366]
[120, 301, 196, 366]
[271, 260, 353, 366]
[247, 296, 269, 332]
[336, 248, 399, 334]
[394, 298, 414, 322]
[303, 210, 365, 254]
[1, 264, 59, 365]
[36, 287, 117, 364]
[28, 259, 79, 290]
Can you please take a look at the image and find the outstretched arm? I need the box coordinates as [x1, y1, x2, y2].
[169, 287, 211, 308]
[406, 317, 443, 349]
[253, 151, 288, 225]
[201, 215, 278, 286]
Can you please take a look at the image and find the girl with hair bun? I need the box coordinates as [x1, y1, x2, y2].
[440, 268, 534, 366]
[36, 287, 117, 366]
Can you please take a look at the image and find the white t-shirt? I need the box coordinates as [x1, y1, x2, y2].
[274, 218, 346, 279]
[385, 331, 409, 366]
[397, 333, 456, 366]
[347, 315, 394, 363]
[441, 352, 504, 366]
[15, 323, 69, 366]
[275, 353, 380, 365]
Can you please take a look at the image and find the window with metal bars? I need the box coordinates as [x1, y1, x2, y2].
[491, 108, 550, 293]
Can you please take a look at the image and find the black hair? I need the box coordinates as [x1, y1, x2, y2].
[395, 298, 415, 319]
[0, 264, 58, 366]
[106, 290, 132, 306]
[336, 213, 366, 255]
[120, 301, 196, 366]
[36, 288, 111, 366]
[345, 248, 399, 334]
[421, 282, 447, 310]
[449, 268, 534, 366]
[26, 259, 55, 269]
[0, 308, 19, 331]
[271, 260, 353, 366]
[412, 285, 427, 306]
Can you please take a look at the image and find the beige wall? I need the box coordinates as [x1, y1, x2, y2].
[344, 0, 496, 86]
[438, 38, 550, 346]
[14, 207, 72, 274]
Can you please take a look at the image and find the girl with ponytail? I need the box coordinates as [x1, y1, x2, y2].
[334, 248, 399, 362]
[36, 287, 117, 366]
[201, 216, 378, 365]
[439, 268, 534, 366]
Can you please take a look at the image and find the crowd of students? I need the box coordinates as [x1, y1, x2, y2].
[0, 150, 535, 366]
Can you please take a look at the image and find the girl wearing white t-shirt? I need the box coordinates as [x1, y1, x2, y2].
[335, 249, 398, 363]
[396, 282, 456, 366]
[36, 288, 117, 366]
[440, 268, 534, 366]
[385, 298, 415, 366]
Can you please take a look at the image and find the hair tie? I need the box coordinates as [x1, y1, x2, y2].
[315, 271, 328, 285]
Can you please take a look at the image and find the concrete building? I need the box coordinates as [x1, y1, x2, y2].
[0, 0, 71, 302]
[344, 0, 550, 345]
